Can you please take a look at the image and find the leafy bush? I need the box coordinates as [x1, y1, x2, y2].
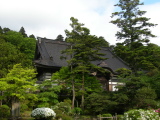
[102, 114, 112, 120]
[31, 108, 56, 120]
[72, 107, 82, 115]
[117, 115, 123, 120]
[0, 105, 10, 119]
[84, 93, 117, 115]
[53, 102, 71, 114]
[123, 109, 159, 120]
[61, 114, 73, 120]
[54, 109, 73, 120]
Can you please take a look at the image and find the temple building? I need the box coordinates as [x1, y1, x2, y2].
[33, 37, 130, 91]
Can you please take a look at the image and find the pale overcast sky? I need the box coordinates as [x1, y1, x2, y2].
[0, 0, 160, 45]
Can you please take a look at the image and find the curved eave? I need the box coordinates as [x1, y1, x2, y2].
[34, 61, 62, 69]
[102, 66, 120, 75]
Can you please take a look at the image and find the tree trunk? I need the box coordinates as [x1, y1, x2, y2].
[72, 79, 75, 109]
[0, 91, 3, 106]
[81, 71, 85, 110]
[70, 45, 75, 109]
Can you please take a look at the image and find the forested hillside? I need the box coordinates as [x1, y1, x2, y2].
[0, 26, 36, 77]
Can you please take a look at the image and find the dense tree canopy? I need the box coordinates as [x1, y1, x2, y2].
[0, 27, 36, 77]
[0, 64, 37, 107]
[62, 17, 107, 109]
[111, 0, 158, 72]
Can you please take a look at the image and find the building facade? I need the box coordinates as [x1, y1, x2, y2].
[34, 37, 130, 91]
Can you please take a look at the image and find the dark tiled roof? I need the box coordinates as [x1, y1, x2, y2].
[34, 37, 130, 72]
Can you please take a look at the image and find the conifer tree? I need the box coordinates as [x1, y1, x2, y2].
[56, 34, 64, 41]
[63, 17, 106, 109]
[0, 26, 2, 34]
[111, 0, 157, 71]
[111, 0, 157, 47]
[19, 26, 28, 37]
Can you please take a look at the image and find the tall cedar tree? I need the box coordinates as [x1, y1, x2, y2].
[63, 17, 106, 109]
[19, 26, 28, 37]
[111, 0, 157, 72]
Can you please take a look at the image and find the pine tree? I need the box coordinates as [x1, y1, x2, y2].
[19, 26, 27, 37]
[0, 26, 3, 34]
[63, 17, 106, 109]
[111, 0, 157, 47]
[55, 34, 64, 41]
[29, 34, 36, 39]
[111, 0, 157, 72]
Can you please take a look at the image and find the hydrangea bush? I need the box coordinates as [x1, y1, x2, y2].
[31, 108, 56, 120]
[123, 109, 159, 120]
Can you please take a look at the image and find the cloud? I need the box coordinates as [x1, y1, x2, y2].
[0, 0, 159, 45]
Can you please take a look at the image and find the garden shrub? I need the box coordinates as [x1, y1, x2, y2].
[123, 109, 159, 120]
[52, 101, 72, 115]
[117, 115, 123, 120]
[61, 114, 73, 120]
[72, 107, 82, 115]
[21, 111, 32, 117]
[0, 105, 10, 119]
[102, 113, 112, 120]
[20, 104, 29, 113]
[54, 109, 73, 120]
[31, 107, 56, 120]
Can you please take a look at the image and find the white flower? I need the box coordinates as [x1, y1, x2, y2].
[31, 107, 56, 119]
[123, 109, 159, 120]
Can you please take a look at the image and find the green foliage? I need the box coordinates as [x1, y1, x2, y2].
[55, 34, 64, 41]
[123, 109, 159, 120]
[19, 26, 28, 37]
[113, 75, 157, 111]
[53, 101, 72, 115]
[111, 92, 129, 114]
[54, 111, 73, 120]
[84, 93, 117, 115]
[134, 87, 157, 109]
[63, 17, 107, 109]
[111, 0, 157, 72]
[142, 71, 160, 99]
[0, 38, 24, 77]
[37, 79, 62, 108]
[117, 115, 123, 120]
[4, 30, 36, 62]
[0, 105, 10, 118]
[111, 0, 157, 45]
[0, 27, 36, 77]
[53, 100, 73, 120]
[102, 113, 112, 120]
[0, 64, 38, 108]
[115, 68, 132, 78]
[3, 27, 10, 33]
[72, 107, 82, 115]
[98, 36, 109, 47]
[114, 43, 160, 72]
[0, 26, 3, 33]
